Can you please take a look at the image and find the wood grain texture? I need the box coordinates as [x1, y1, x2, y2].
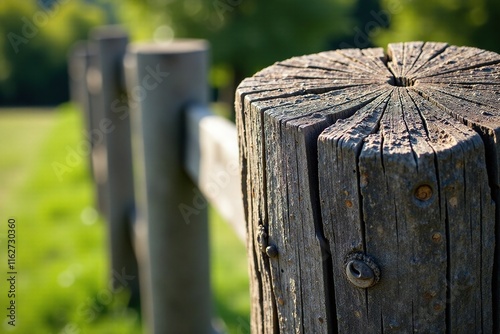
[125, 40, 212, 334]
[235, 42, 500, 333]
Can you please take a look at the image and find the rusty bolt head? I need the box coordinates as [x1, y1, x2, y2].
[344, 253, 380, 289]
[432, 232, 442, 243]
[415, 185, 433, 201]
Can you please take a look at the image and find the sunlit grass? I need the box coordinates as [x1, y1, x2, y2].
[210, 207, 250, 334]
[0, 105, 249, 333]
[0, 105, 140, 333]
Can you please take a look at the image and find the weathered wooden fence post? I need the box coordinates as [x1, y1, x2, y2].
[68, 41, 108, 215]
[68, 41, 92, 118]
[124, 40, 212, 333]
[90, 26, 140, 306]
[236, 42, 500, 333]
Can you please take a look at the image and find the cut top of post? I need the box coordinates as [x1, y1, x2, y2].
[237, 42, 500, 172]
[90, 25, 129, 40]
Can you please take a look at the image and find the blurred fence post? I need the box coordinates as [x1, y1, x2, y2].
[68, 41, 109, 215]
[124, 40, 212, 333]
[68, 41, 92, 116]
[90, 26, 140, 308]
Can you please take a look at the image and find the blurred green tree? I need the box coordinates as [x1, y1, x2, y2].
[107, 0, 359, 100]
[375, 0, 500, 52]
[0, 0, 105, 105]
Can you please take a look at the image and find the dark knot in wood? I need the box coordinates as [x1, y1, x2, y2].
[388, 76, 415, 87]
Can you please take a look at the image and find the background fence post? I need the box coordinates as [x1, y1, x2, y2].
[68, 41, 109, 215]
[90, 26, 140, 308]
[236, 42, 499, 333]
[124, 40, 212, 333]
[68, 41, 92, 118]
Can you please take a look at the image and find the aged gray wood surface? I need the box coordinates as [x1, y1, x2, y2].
[236, 42, 500, 333]
[90, 27, 141, 307]
[124, 40, 212, 333]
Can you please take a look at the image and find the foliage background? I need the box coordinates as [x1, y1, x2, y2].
[0, 0, 104, 105]
[1, 0, 498, 106]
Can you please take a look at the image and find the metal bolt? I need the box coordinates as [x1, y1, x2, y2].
[415, 184, 433, 201]
[346, 260, 375, 287]
[344, 253, 380, 288]
[265, 245, 278, 258]
[432, 232, 442, 243]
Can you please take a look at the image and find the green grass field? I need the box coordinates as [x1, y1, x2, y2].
[0, 104, 249, 333]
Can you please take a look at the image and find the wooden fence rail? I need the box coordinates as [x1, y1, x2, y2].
[71, 27, 500, 334]
[184, 104, 245, 241]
